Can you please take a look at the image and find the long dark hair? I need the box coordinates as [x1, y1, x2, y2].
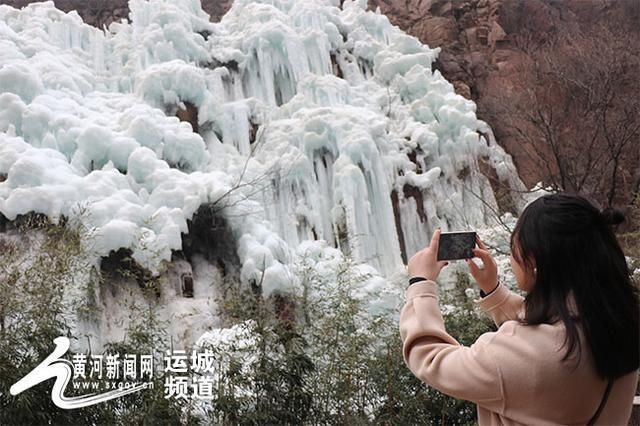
[511, 193, 639, 379]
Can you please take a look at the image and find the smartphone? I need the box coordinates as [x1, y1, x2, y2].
[437, 231, 476, 261]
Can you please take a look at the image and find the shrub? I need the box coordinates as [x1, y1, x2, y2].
[205, 256, 495, 425]
[0, 224, 495, 425]
[0, 222, 186, 426]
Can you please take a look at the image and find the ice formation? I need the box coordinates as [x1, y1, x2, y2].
[0, 0, 532, 347]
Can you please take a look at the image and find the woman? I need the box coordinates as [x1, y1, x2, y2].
[400, 193, 639, 425]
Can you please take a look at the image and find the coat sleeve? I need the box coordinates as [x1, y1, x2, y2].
[399, 280, 505, 412]
[475, 283, 525, 327]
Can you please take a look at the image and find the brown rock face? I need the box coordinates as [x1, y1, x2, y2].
[1, 0, 234, 27]
[2, 0, 130, 27]
[370, 0, 640, 226]
[201, 0, 234, 22]
[368, 0, 638, 111]
[369, 0, 504, 100]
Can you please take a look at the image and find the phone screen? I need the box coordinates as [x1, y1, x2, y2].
[437, 231, 476, 261]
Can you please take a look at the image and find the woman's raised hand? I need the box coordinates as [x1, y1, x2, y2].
[466, 238, 499, 294]
[407, 229, 449, 281]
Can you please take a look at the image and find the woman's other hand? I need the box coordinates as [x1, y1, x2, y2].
[466, 238, 499, 293]
[407, 229, 449, 281]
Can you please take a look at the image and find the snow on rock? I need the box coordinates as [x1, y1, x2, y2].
[0, 0, 531, 316]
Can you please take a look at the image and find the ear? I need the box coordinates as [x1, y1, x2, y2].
[524, 256, 537, 276]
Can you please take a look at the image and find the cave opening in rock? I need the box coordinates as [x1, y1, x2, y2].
[181, 203, 241, 284]
[175, 101, 199, 134]
[99, 248, 157, 295]
[181, 273, 194, 298]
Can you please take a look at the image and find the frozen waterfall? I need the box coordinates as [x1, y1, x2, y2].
[0, 0, 531, 348]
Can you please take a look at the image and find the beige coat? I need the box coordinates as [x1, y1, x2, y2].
[399, 280, 638, 425]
